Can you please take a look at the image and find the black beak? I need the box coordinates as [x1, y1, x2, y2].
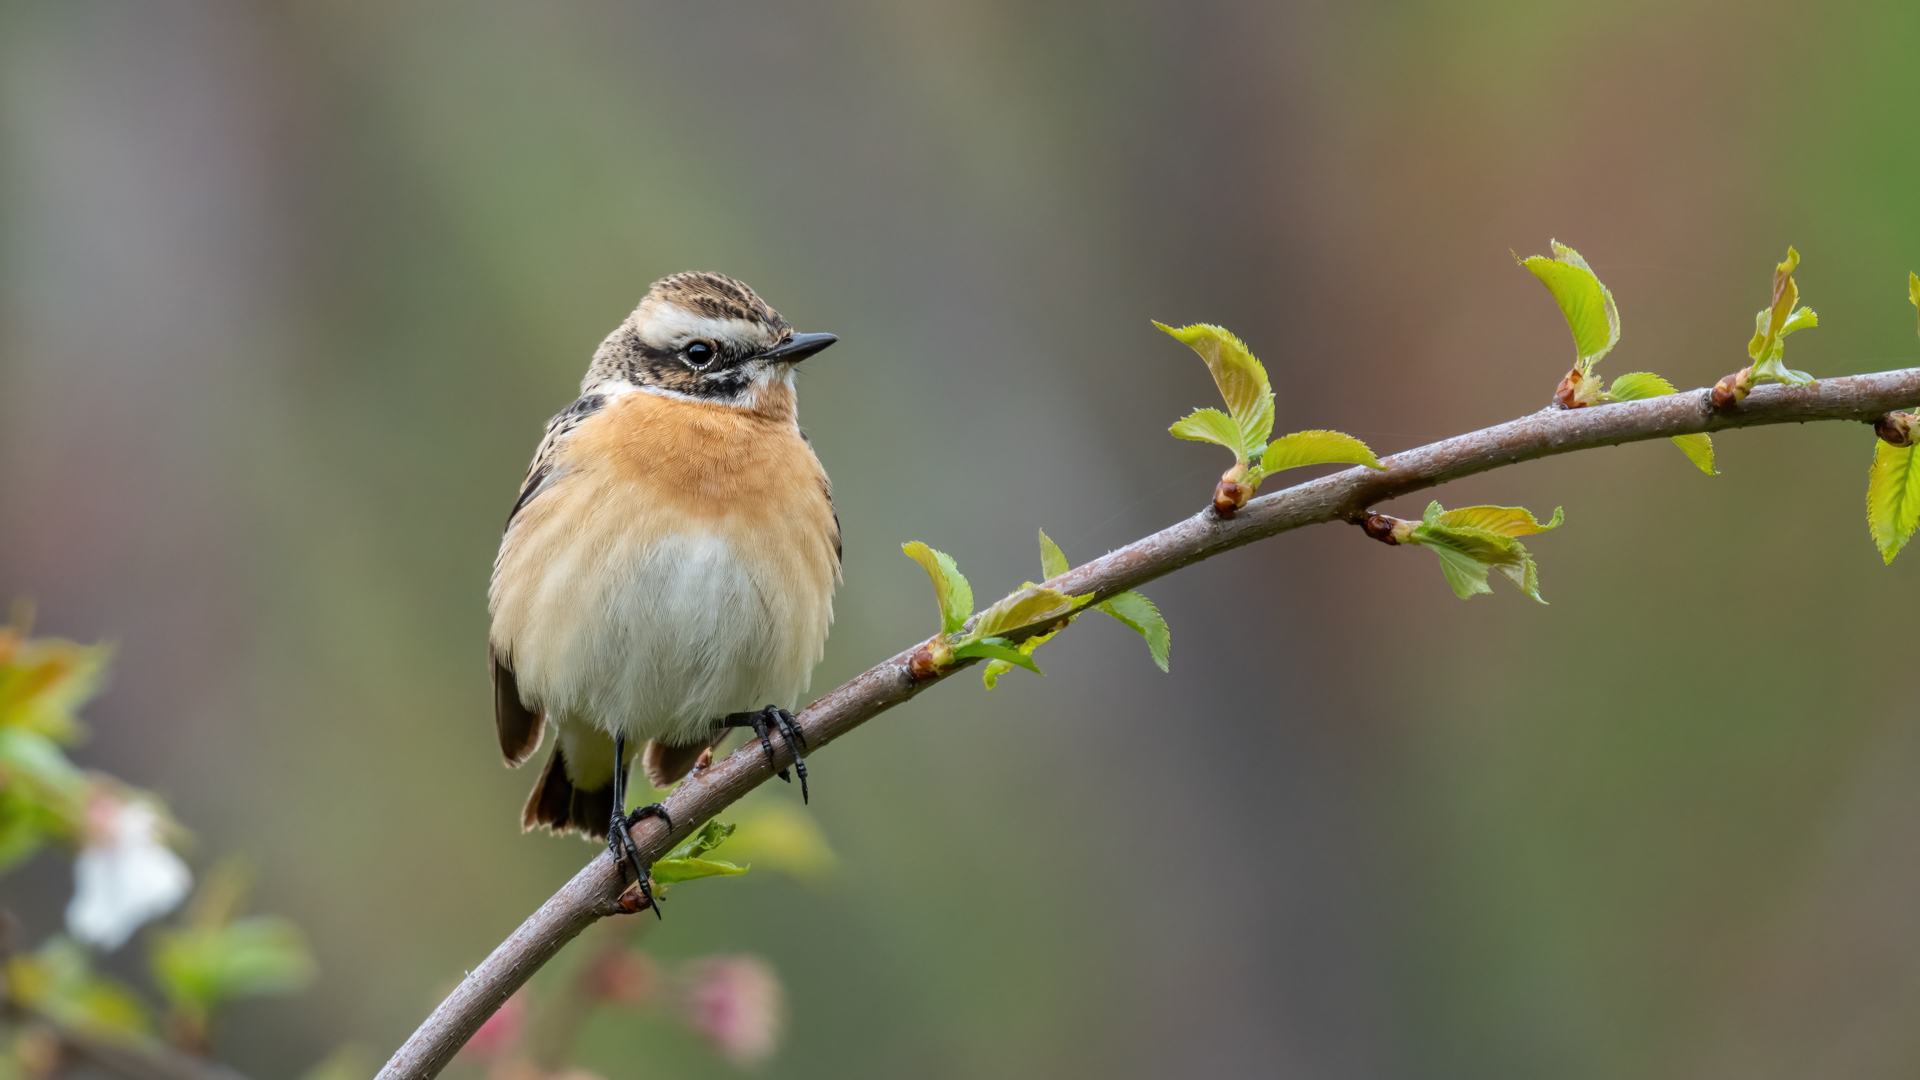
[761, 332, 837, 364]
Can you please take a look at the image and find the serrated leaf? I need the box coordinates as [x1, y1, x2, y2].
[1169, 407, 1249, 458]
[1256, 430, 1383, 476]
[1408, 502, 1555, 603]
[1426, 539, 1495, 599]
[1780, 306, 1817, 336]
[1037, 529, 1070, 581]
[1745, 247, 1816, 385]
[1432, 504, 1563, 536]
[967, 585, 1084, 643]
[652, 819, 750, 884]
[1670, 433, 1717, 475]
[956, 638, 1045, 681]
[901, 542, 973, 635]
[1605, 371, 1676, 401]
[1154, 322, 1275, 450]
[1520, 240, 1620, 370]
[1868, 440, 1920, 564]
[651, 856, 749, 884]
[1098, 591, 1170, 672]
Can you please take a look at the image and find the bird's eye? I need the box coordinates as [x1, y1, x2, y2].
[685, 341, 715, 367]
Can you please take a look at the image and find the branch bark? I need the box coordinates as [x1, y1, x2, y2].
[377, 369, 1920, 1078]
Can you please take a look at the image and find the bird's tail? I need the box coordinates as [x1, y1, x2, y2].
[521, 742, 614, 840]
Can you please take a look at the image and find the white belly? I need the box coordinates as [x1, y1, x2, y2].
[498, 526, 826, 748]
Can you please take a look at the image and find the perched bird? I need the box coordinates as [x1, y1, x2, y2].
[488, 272, 840, 913]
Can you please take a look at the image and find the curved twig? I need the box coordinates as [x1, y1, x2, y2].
[377, 369, 1920, 1078]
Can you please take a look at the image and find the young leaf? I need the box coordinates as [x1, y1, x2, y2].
[1154, 322, 1275, 453]
[1604, 372, 1717, 474]
[1098, 590, 1171, 672]
[653, 819, 750, 884]
[1405, 501, 1560, 603]
[901, 542, 973, 635]
[1254, 430, 1383, 481]
[1430, 503, 1563, 536]
[1868, 439, 1920, 564]
[151, 917, 316, 1023]
[1169, 407, 1248, 457]
[1519, 240, 1620, 371]
[1910, 271, 1920, 334]
[1744, 246, 1818, 386]
[1037, 529, 1070, 581]
[952, 630, 1044, 672]
[1605, 371, 1675, 401]
[966, 585, 1085, 643]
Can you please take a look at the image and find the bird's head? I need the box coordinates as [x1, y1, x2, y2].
[585, 272, 836, 408]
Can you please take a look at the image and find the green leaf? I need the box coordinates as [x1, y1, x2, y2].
[1868, 440, 1920, 564]
[1407, 502, 1557, 603]
[967, 585, 1085, 643]
[651, 856, 749, 884]
[1605, 371, 1676, 401]
[955, 637, 1045, 680]
[152, 916, 316, 1021]
[1168, 407, 1248, 458]
[1098, 591, 1171, 672]
[652, 819, 750, 885]
[1670, 433, 1717, 475]
[901, 542, 973, 635]
[1744, 247, 1817, 386]
[1431, 503, 1563, 536]
[663, 819, 734, 861]
[1255, 430, 1383, 479]
[1909, 271, 1920, 334]
[1602, 372, 1716, 473]
[1154, 322, 1275, 450]
[1519, 240, 1620, 370]
[8, 937, 154, 1039]
[1037, 529, 1070, 581]
[1426, 538, 1495, 599]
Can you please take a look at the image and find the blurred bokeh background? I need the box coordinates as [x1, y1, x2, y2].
[6, 0, 1920, 1075]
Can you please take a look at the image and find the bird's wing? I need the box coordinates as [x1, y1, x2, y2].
[506, 392, 608, 529]
[491, 644, 543, 766]
[799, 428, 841, 567]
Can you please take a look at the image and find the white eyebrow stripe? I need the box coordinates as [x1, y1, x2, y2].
[639, 308, 772, 349]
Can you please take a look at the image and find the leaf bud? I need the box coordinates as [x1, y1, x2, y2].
[1356, 512, 1415, 545]
[908, 636, 953, 681]
[1711, 369, 1751, 409]
[1553, 368, 1591, 409]
[1212, 478, 1251, 518]
[1875, 411, 1917, 448]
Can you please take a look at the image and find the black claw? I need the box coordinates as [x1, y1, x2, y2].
[609, 733, 664, 920]
[724, 706, 811, 803]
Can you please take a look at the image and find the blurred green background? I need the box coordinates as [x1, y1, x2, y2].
[6, 0, 1920, 1076]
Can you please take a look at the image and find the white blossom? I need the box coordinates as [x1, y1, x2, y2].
[66, 794, 192, 950]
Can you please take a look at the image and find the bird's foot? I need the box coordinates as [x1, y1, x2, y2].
[608, 802, 672, 919]
[726, 705, 809, 803]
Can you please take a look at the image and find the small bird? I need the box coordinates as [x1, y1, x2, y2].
[488, 272, 841, 913]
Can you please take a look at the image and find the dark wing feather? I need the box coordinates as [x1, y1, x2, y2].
[491, 646, 543, 766]
[506, 392, 607, 529]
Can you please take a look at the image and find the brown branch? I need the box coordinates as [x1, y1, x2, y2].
[376, 369, 1920, 1078]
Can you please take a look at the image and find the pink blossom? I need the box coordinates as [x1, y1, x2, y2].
[681, 956, 783, 1066]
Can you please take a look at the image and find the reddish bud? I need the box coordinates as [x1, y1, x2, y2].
[1212, 479, 1250, 518]
[616, 881, 656, 915]
[907, 645, 939, 681]
[1876, 411, 1917, 447]
[1358, 512, 1402, 544]
[1553, 368, 1588, 409]
[1711, 370, 1750, 409]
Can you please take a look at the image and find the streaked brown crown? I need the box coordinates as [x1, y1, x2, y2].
[647, 272, 791, 333]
